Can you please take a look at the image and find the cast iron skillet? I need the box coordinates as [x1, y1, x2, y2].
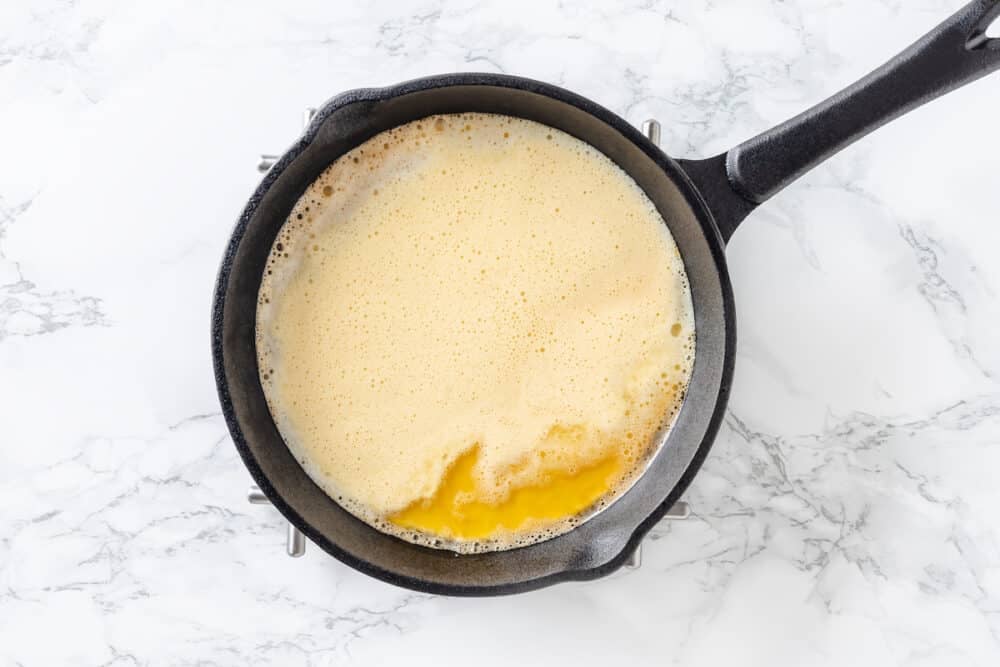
[213, 0, 1000, 595]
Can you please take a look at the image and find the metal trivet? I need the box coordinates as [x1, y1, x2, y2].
[247, 112, 691, 567]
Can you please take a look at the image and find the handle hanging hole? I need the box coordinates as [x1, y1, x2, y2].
[967, 3, 1000, 49]
[986, 17, 999, 38]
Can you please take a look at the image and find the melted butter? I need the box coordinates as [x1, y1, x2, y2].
[390, 443, 623, 540]
[256, 113, 695, 553]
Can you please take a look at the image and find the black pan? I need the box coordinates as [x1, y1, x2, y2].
[212, 1, 1000, 595]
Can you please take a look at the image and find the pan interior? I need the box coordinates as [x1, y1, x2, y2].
[214, 75, 732, 594]
[254, 111, 697, 554]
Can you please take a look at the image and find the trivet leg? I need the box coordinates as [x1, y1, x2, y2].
[248, 485, 306, 558]
[623, 500, 691, 570]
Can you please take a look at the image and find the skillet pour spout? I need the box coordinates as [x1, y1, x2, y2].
[213, 0, 1000, 595]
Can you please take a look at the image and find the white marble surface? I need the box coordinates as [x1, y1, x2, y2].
[2, 0, 1000, 664]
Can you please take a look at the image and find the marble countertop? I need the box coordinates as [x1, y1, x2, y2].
[3, 0, 1000, 664]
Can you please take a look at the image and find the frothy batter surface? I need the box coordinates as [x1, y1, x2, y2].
[256, 113, 694, 552]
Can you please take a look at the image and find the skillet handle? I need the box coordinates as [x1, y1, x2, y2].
[678, 0, 1000, 243]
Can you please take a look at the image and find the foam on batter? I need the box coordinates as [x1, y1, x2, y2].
[256, 113, 695, 553]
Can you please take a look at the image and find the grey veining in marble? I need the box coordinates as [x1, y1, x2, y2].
[1, 0, 999, 664]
